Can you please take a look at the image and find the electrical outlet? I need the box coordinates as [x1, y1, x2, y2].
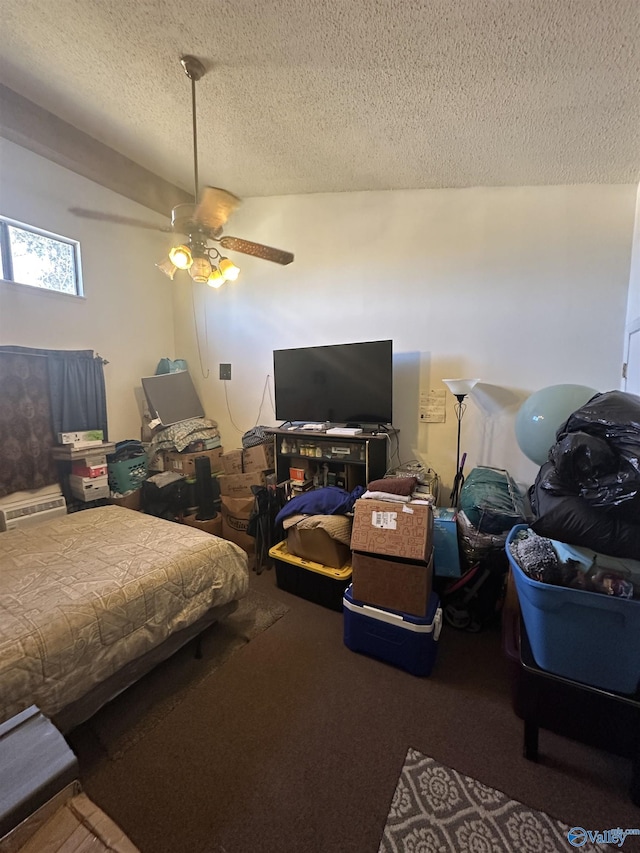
[219, 363, 231, 381]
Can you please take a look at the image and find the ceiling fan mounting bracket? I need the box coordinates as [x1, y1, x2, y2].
[180, 55, 206, 82]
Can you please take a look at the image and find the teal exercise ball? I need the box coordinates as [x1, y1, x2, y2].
[515, 384, 599, 466]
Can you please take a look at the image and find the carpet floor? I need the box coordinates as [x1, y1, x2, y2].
[67, 569, 640, 853]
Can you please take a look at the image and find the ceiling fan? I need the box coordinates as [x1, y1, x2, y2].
[69, 55, 294, 287]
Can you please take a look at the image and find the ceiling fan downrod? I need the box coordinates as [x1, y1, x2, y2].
[180, 55, 207, 202]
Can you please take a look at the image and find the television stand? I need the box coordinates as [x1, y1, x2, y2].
[267, 427, 391, 496]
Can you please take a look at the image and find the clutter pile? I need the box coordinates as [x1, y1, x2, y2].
[219, 435, 277, 570]
[529, 389, 640, 558]
[345, 477, 442, 676]
[508, 527, 638, 599]
[269, 485, 361, 609]
[146, 417, 222, 474]
[441, 466, 528, 632]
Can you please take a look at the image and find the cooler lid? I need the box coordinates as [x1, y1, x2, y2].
[344, 585, 442, 636]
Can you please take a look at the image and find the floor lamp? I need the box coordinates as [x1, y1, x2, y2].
[442, 378, 480, 507]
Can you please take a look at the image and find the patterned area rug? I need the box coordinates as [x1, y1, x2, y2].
[379, 748, 607, 852]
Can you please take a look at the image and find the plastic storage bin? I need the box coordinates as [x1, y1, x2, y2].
[343, 586, 442, 676]
[506, 525, 640, 695]
[269, 540, 352, 611]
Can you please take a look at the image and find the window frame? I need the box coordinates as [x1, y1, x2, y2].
[0, 215, 84, 297]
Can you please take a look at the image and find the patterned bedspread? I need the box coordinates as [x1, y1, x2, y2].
[0, 505, 249, 724]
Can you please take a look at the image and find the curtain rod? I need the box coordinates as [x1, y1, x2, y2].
[0, 345, 108, 363]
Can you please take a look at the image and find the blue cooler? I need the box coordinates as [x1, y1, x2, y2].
[343, 586, 442, 676]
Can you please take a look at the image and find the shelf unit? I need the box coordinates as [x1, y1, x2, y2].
[268, 428, 390, 495]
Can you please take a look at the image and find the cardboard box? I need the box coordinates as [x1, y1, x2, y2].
[221, 449, 244, 475]
[108, 489, 141, 511]
[287, 526, 351, 569]
[162, 447, 224, 476]
[351, 551, 434, 618]
[220, 444, 275, 476]
[243, 442, 274, 472]
[58, 430, 104, 446]
[71, 462, 108, 478]
[69, 474, 110, 502]
[221, 495, 255, 554]
[218, 469, 268, 498]
[350, 499, 433, 562]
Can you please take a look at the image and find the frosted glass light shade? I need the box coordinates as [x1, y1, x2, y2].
[188, 256, 212, 282]
[169, 245, 193, 269]
[219, 257, 240, 281]
[442, 378, 480, 397]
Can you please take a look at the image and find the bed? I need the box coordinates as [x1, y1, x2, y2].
[0, 505, 249, 732]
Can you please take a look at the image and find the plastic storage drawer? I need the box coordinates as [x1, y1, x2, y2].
[506, 525, 640, 695]
[343, 586, 442, 676]
[269, 540, 352, 611]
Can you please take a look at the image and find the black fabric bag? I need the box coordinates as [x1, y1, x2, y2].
[529, 462, 640, 559]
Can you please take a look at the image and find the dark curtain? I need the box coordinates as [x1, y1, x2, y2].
[0, 347, 108, 498]
[0, 350, 59, 498]
[47, 351, 108, 438]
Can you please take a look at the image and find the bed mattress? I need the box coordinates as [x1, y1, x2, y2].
[0, 505, 249, 725]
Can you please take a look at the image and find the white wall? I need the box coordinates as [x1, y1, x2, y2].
[0, 140, 176, 441]
[1, 142, 634, 494]
[626, 183, 640, 325]
[173, 184, 636, 495]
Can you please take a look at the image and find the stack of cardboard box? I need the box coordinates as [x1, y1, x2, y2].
[162, 446, 224, 477]
[350, 498, 434, 617]
[345, 497, 442, 676]
[218, 443, 275, 561]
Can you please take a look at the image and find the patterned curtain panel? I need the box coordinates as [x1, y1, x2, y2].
[0, 350, 59, 498]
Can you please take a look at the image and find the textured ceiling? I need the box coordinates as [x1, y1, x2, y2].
[1, 0, 639, 198]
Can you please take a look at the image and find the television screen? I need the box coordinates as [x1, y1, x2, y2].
[273, 340, 393, 425]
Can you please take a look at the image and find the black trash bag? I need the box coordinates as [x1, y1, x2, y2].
[552, 389, 640, 511]
[551, 432, 618, 487]
[529, 462, 640, 559]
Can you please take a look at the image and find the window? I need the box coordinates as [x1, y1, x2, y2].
[0, 216, 83, 296]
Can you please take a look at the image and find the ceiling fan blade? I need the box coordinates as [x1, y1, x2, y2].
[219, 236, 294, 266]
[69, 208, 173, 232]
[193, 187, 241, 232]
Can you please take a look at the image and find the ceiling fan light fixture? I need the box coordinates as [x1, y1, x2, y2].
[188, 255, 213, 282]
[219, 257, 240, 281]
[169, 244, 193, 269]
[156, 257, 178, 279]
[207, 268, 225, 288]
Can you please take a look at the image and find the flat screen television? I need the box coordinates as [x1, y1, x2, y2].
[273, 340, 393, 426]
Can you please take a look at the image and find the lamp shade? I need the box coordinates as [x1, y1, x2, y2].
[442, 378, 480, 397]
[169, 245, 193, 269]
[188, 256, 212, 283]
[219, 257, 240, 281]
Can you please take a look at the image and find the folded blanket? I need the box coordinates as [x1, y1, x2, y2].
[368, 476, 417, 496]
[283, 513, 353, 546]
[361, 490, 411, 503]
